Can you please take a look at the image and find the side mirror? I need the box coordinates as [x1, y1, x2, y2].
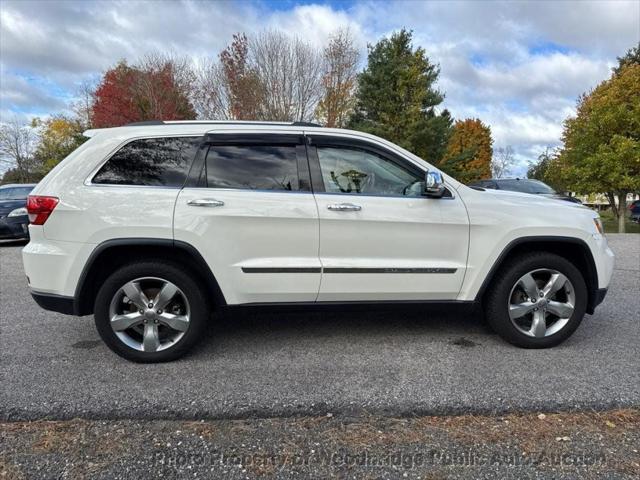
[424, 170, 446, 198]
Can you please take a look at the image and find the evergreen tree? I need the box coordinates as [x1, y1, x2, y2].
[613, 42, 640, 75]
[348, 29, 452, 163]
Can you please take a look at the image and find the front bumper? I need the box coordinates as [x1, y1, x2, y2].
[584, 232, 614, 315]
[593, 288, 608, 308]
[0, 215, 29, 239]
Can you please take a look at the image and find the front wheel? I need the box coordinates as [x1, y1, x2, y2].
[94, 260, 209, 362]
[485, 252, 587, 348]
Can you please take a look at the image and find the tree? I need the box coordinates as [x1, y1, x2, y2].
[492, 146, 515, 179]
[613, 42, 640, 75]
[0, 167, 41, 185]
[92, 61, 142, 127]
[316, 28, 360, 128]
[71, 80, 96, 129]
[192, 57, 232, 120]
[192, 31, 324, 122]
[527, 147, 550, 182]
[527, 147, 566, 192]
[92, 58, 196, 127]
[439, 119, 492, 183]
[219, 33, 265, 120]
[558, 64, 640, 233]
[0, 118, 41, 183]
[32, 116, 87, 173]
[348, 29, 452, 163]
[249, 31, 323, 122]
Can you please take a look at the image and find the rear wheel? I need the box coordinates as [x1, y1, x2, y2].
[94, 261, 209, 362]
[485, 252, 587, 348]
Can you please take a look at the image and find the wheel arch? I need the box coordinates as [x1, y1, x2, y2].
[475, 236, 599, 314]
[74, 238, 226, 316]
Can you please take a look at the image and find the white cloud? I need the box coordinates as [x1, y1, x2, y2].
[266, 4, 366, 48]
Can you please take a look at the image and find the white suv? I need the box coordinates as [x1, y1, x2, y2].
[23, 121, 615, 362]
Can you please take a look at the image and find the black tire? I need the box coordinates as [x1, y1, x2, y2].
[94, 260, 210, 362]
[484, 252, 587, 348]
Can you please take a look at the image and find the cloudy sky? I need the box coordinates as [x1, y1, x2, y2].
[1, 0, 639, 174]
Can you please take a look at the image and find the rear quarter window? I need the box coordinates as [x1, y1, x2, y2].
[92, 137, 201, 187]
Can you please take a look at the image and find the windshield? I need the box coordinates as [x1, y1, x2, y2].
[0, 186, 34, 200]
[497, 179, 555, 194]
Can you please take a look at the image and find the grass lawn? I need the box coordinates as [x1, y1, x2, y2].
[598, 209, 640, 234]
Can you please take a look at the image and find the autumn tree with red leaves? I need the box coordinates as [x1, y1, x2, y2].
[92, 58, 196, 128]
[219, 34, 265, 120]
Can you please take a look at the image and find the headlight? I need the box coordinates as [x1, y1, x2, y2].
[8, 207, 28, 217]
[593, 217, 604, 235]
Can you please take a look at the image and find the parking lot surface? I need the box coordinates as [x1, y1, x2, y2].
[1, 235, 638, 421]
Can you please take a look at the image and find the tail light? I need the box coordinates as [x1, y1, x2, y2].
[26, 195, 59, 225]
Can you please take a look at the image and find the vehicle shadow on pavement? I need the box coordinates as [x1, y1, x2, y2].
[191, 307, 496, 357]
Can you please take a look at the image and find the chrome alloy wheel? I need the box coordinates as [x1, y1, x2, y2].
[508, 269, 576, 338]
[108, 277, 190, 352]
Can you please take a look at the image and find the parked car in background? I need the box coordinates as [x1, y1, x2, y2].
[630, 199, 640, 223]
[469, 178, 582, 204]
[0, 183, 36, 240]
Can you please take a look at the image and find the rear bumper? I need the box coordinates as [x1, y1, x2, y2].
[30, 290, 76, 316]
[22, 228, 93, 297]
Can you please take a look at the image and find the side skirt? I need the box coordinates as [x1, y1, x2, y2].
[221, 300, 480, 315]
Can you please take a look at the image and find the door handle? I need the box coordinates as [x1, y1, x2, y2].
[327, 203, 362, 212]
[187, 198, 225, 207]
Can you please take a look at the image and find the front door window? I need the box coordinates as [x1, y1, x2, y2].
[316, 146, 423, 197]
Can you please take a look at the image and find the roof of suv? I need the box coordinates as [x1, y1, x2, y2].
[84, 120, 323, 138]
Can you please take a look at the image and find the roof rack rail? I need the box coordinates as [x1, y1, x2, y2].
[126, 120, 165, 126]
[291, 121, 321, 127]
[124, 120, 323, 127]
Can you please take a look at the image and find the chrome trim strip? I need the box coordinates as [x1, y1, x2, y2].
[323, 267, 457, 274]
[241, 267, 322, 273]
[241, 267, 457, 274]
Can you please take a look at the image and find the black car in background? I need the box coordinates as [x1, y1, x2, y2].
[469, 178, 582, 204]
[630, 199, 640, 223]
[0, 184, 36, 240]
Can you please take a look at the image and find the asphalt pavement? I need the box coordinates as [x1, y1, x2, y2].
[1, 235, 638, 421]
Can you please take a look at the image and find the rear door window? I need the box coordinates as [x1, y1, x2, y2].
[203, 144, 301, 191]
[93, 137, 201, 187]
